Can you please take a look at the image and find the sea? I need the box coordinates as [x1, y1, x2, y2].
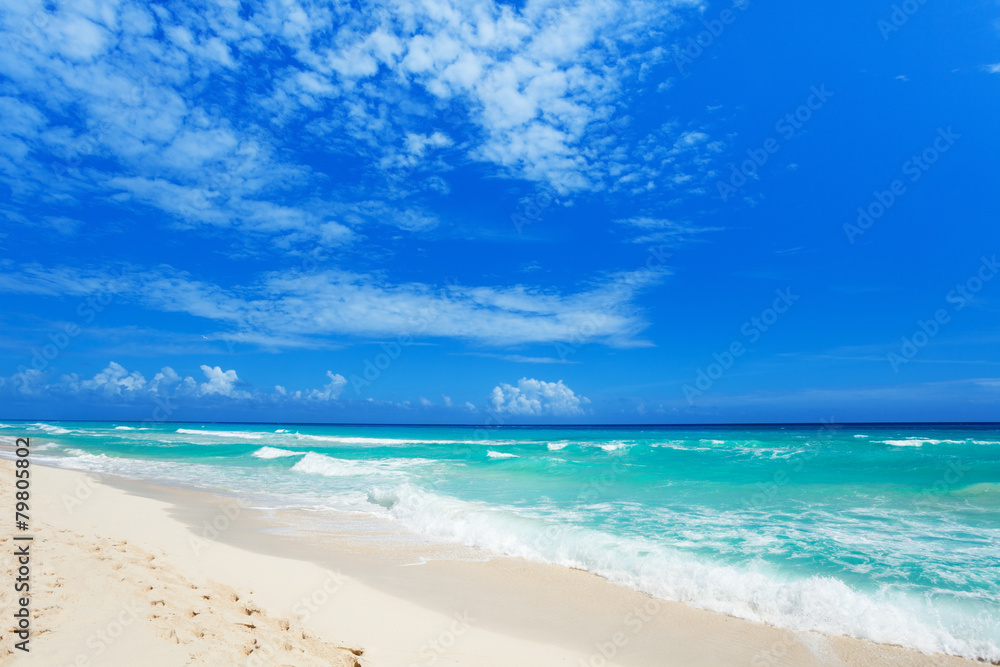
[2, 420, 998, 661]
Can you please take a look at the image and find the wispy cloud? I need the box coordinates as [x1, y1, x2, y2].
[1, 0, 713, 255]
[457, 352, 581, 364]
[0, 262, 670, 347]
[614, 217, 723, 244]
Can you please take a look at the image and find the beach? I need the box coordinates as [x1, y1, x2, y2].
[0, 457, 984, 666]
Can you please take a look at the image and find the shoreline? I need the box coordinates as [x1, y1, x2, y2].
[2, 458, 986, 666]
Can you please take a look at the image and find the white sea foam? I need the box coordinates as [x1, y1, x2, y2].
[881, 438, 965, 447]
[32, 423, 71, 434]
[546, 442, 568, 451]
[291, 452, 417, 478]
[114, 426, 135, 430]
[176, 428, 264, 440]
[251, 446, 304, 459]
[366, 483, 999, 662]
[881, 440, 925, 447]
[290, 433, 520, 447]
[854, 434, 869, 438]
[599, 441, 629, 452]
[487, 451, 518, 459]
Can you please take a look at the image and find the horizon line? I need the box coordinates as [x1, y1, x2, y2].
[4, 418, 1000, 428]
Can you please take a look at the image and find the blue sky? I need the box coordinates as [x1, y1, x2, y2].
[1, 0, 998, 424]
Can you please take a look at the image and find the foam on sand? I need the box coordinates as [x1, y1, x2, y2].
[366, 483, 999, 662]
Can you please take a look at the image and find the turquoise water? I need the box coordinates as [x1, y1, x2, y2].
[4, 421, 999, 660]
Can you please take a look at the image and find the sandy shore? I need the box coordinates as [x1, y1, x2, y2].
[0, 459, 983, 666]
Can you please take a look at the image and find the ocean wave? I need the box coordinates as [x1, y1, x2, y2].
[599, 441, 630, 452]
[652, 441, 712, 452]
[881, 439, 967, 447]
[366, 483, 999, 662]
[290, 433, 521, 447]
[32, 423, 71, 434]
[853, 434, 869, 438]
[176, 428, 264, 440]
[251, 446, 305, 460]
[290, 452, 419, 478]
[114, 426, 135, 430]
[546, 442, 568, 451]
[487, 451, 518, 459]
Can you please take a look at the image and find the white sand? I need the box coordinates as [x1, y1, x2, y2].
[0, 460, 981, 666]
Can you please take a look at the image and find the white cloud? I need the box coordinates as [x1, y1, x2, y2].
[0, 263, 668, 347]
[78, 361, 147, 396]
[489, 377, 589, 416]
[0, 368, 46, 396]
[197, 364, 249, 398]
[985, 64, 1000, 74]
[1, 0, 718, 248]
[0, 361, 355, 406]
[614, 217, 723, 244]
[307, 371, 347, 401]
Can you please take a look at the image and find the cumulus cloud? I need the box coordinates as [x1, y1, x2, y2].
[0, 361, 347, 405]
[306, 371, 347, 401]
[0, 368, 46, 396]
[197, 365, 249, 398]
[489, 377, 589, 416]
[78, 361, 147, 396]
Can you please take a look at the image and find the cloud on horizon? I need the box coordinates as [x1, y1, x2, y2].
[489, 377, 589, 416]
